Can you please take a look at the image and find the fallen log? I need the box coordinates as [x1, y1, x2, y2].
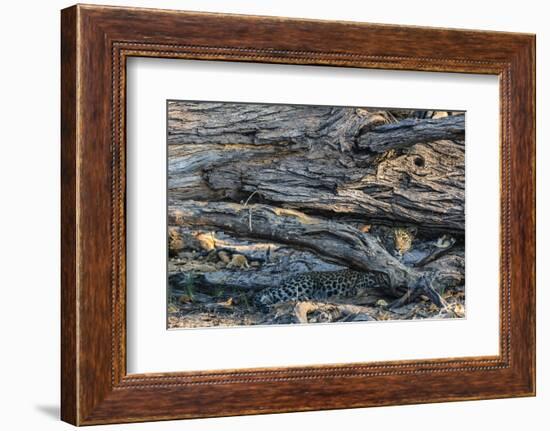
[168, 143, 297, 201]
[422, 247, 465, 290]
[168, 101, 388, 148]
[167, 102, 465, 231]
[167, 101, 388, 201]
[204, 139, 465, 231]
[357, 115, 465, 153]
[169, 200, 448, 305]
[168, 233, 345, 293]
[168, 227, 463, 296]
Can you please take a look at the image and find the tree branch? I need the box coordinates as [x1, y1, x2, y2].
[357, 115, 465, 153]
[169, 201, 450, 305]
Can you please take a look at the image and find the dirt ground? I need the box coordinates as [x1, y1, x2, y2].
[167, 253, 465, 329]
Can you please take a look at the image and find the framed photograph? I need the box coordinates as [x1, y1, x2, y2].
[61, 4, 535, 425]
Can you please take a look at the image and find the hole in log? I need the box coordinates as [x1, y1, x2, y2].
[414, 156, 425, 167]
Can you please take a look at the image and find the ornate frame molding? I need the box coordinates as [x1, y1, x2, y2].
[61, 5, 535, 425]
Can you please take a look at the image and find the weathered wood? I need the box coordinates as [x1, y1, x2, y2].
[293, 301, 376, 324]
[168, 101, 389, 147]
[169, 200, 453, 304]
[168, 143, 296, 200]
[168, 229, 345, 292]
[168, 226, 464, 296]
[357, 115, 465, 153]
[204, 139, 465, 231]
[168, 102, 465, 231]
[167, 101, 388, 201]
[169, 227, 346, 266]
[401, 235, 457, 267]
[422, 248, 465, 290]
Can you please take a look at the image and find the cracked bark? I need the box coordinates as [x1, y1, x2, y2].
[167, 102, 465, 307]
[168, 101, 465, 231]
[169, 201, 449, 303]
[357, 115, 465, 153]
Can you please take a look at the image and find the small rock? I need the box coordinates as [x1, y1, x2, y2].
[217, 250, 231, 263]
[432, 111, 449, 119]
[218, 297, 233, 307]
[227, 254, 249, 269]
[453, 303, 465, 317]
[168, 228, 184, 257]
[195, 232, 216, 251]
[178, 251, 195, 260]
[178, 294, 193, 304]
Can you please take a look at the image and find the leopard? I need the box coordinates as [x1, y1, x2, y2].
[393, 226, 417, 256]
[253, 270, 389, 311]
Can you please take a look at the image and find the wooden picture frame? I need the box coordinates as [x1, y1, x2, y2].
[61, 4, 536, 425]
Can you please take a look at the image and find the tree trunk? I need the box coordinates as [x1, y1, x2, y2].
[204, 139, 464, 232]
[168, 102, 465, 231]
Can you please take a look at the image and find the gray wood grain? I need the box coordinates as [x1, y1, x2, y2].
[168, 102, 464, 231]
[357, 115, 465, 152]
[169, 200, 449, 304]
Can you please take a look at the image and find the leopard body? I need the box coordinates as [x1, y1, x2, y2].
[253, 270, 388, 309]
